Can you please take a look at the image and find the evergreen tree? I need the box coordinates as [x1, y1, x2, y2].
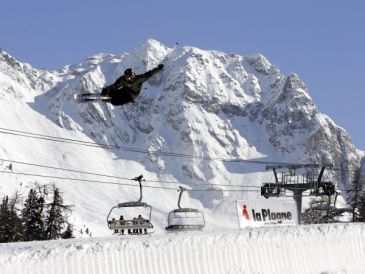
[7, 192, 24, 242]
[303, 196, 343, 224]
[348, 167, 365, 222]
[355, 192, 365, 221]
[61, 223, 74, 239]
[22, 188, 46, 241]
[1, 183, 74, 243]
[0, 193, 24, 243]
[0, 196, 10, 243]
[45, 184, 72, 240]
[350, 182, 365, 222]
[302, 197, 328, 224]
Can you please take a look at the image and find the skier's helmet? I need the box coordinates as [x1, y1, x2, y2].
[124, 68, 133, 76]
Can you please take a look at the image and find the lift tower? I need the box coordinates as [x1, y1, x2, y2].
[261, 164, 335, 224]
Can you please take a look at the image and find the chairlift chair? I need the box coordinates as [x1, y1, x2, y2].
[166, 186, 205, 231]
[261, 183, 281, 199]
[107, 175, 153, 234]
[310, 181, 336, 196]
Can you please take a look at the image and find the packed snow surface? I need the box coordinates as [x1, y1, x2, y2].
[1, 223, 365, 274]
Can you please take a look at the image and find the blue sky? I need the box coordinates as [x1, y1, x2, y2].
[1, 0, 364, 150]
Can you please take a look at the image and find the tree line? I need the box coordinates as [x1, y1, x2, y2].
[0, 184, 73, 243]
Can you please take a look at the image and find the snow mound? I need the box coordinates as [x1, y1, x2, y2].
[1, 223, 364, 274]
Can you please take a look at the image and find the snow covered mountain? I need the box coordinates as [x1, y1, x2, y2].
[0, 39, 362, 236]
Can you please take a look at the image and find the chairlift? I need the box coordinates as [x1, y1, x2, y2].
[310, 181, 336, 196]
[107, 175, 153, 235]
[261, 183, 281, 199]
[165, 186, 205, 231]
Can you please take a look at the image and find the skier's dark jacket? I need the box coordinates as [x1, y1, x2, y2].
[102, 65, 163, 106]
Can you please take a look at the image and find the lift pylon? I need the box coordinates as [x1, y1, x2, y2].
[261, 164, 335, 224]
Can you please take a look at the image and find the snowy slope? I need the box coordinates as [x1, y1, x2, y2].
[0, 40, 362, 237]
[1, 223, 365, 274]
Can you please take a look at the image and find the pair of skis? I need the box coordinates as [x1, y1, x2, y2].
[75, 93, 111, 103]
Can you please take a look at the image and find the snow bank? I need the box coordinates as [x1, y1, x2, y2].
[1, 223, 365, 274]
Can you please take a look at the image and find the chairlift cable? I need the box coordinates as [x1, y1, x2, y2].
[0, 157, 356, 192]
[0, 157, 262, 188]
[0, 170, 177, 190]
[1, 169, 356, 193]
[0, 157, 132, 181]
[0, 127, 333, 166]
[0, 170, 259, 192]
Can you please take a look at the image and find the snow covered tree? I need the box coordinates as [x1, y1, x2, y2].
[302, 197, 330, 224]
[349, 167, 365, 222]
[44, 184, 72, 240]
[22, 188, 46, 241]
[353, 191, 365, 222]
[0, 196, 11, 243]
[7, 192, 24, 242]
[61, 223, 74, 239]
[0, 193, 24, 243]
[302, 196, 344, 224]
[1, 184, 74, 243]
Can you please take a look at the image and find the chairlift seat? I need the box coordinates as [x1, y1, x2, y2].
[171, 208, 200, 213]
[261, 183, 281, 198]
[109, 219, 153, 230]
[117, 202, 149, 208]
[165, 224, 204, 231]
[310, 181, 336, 196]
[107, 175, 154, 233]
[107, 203, 153, 230]
[165, 207, 205, 231]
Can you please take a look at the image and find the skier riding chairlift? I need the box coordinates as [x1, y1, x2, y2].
[107, 175, 154, 235]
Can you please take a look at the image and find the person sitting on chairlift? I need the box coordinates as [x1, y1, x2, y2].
[133, 217, 139, 234]
[137, 215, 144, 234]
[111, 218, 118, 234]
[119, 215, 125, 235]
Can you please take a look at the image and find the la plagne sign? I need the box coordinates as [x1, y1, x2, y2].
[236, 199, 298, 228]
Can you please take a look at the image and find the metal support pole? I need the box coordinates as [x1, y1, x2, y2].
[133, 175, 144, 203]
[177, 186, 187, 209]
[292, 190, 303, 225]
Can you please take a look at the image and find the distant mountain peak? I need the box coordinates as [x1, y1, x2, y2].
[127, 39, 170, 69]
[140, 38, 168, 50]
[247, 53, 274, 75]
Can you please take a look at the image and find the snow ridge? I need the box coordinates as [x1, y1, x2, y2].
[1, 223, 365, 274]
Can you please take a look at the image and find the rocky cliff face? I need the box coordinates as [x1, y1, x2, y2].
[361, 157, 365, 182]
[0, 39, 361, 206]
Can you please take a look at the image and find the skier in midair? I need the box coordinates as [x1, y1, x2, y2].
[101, 64, 164, 106]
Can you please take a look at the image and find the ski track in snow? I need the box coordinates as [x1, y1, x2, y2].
[1, 223, 365, 274]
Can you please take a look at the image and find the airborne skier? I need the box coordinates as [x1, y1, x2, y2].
[78, 64, 164, 105]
